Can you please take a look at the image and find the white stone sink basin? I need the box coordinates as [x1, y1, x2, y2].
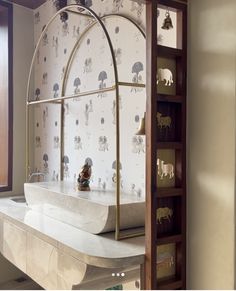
[24, 181, 145, 234]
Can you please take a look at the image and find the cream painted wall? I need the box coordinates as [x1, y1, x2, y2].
[0, 3, 34, 284]
[187, 0, 236, 289]
[0, 3, 34, 197]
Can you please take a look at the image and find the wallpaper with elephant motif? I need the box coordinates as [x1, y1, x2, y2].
[32, 0, 177, 198]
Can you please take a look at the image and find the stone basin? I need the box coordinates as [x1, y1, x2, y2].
[24, 181, 145, 234]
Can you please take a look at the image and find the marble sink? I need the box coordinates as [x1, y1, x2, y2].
[24, 181, 145, 234]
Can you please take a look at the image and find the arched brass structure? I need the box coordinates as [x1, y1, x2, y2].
[26, 4, 146, 240]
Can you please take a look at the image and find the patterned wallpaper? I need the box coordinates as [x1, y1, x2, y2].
[32, 0, 147, 197]
[31, 0, 177, 197]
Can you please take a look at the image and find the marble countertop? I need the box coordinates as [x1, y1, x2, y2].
[0, 197, 145, 269]
[26, 181, 145, 205]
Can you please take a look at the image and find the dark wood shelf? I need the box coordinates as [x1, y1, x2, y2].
[157, 234, 182, 245]
[145, 1, 187, 289]
[157, 187, 183, 198]
[157, 94, 183, 103]
[157, 142, 182, 149]
[157, 45, 183, 58]
[157, 277, 182, 290]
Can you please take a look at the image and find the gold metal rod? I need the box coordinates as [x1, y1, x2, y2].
[61, 23, 99, 99]
[65, 9, 94, 17]
[118, 81, 146, 88]
[25, 101, 29, 180]
[60, 100, 64, 181]
[27, 100, 61, 105]
[62, 13, 146, 102]
[26, 5, 147, 241]
[27, 99, 60, 106]
[118, 231, 145, 240]
[59, 12, 146, 240]
[25, 4, 95, 179]
[27, 86, 116, 106]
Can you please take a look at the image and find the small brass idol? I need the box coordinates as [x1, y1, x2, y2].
[77, 163, 92, 191]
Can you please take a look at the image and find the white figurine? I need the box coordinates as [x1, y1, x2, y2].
[157, 158, 174, 180]
[157, 68, 173, 86]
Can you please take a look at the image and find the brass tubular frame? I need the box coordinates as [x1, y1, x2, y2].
[26, 4, 146, 240]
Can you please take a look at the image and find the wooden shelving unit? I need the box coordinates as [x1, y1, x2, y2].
[145, 0, 187, 289]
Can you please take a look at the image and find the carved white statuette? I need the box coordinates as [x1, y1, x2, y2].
[157, 112, 171, 129]
[157, 158, 174, 180]
[156, 207, 173, 224]
[157, 68, 173, 86]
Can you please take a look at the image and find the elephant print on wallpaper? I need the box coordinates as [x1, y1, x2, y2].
[53, 83, 59, 98]
[84, 58, 92, 73]
[98, 178, 106, 190]
[52, 36, 59, 57]
[113, 0, 124, 12]
[35, 88, 40, 101]
[43, 153, 49, 174]
[62, 155, 70, 179]
[131, 184, 142, 198]
[73, 77, 81, 94]
[42, 26, 48, 46]
[99, 136, 109, 152]
[32, 0, 146, 197]
[74, 136, 82, 150]
[42, 72, 48, 84]
[62, 19, 69, 37]
[35, 136, 41, 148]
[52, 170, 59, 181]
[84, 100, 93, 126]
[130, 2, 144, 24]
[54, 136, 60, 149]
[132, 136, 145, 154]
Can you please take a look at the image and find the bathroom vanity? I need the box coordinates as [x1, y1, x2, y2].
[0, 197, 145, 290]
[24, 181, 145, 234]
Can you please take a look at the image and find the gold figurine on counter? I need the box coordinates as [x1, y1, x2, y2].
[77, 162, 92, 191]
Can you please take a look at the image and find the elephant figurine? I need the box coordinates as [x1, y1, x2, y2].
[157, 68, 173, 86]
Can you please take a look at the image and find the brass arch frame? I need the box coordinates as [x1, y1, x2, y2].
[26, 4, 146, 240]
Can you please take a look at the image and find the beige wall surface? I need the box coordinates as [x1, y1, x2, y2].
[0, 4, 34, 197]
[0, 3, 34, 284]
[187, 0, 236, 289]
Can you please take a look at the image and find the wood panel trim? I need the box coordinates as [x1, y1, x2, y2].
[144, 1, 158, 289]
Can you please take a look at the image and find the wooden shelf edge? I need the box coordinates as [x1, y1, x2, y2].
[157, 234, 182, 245]
[157, 277, 182, 290]
[157, 45, 183, 58]
[157, 187, 183, 197]
[157, 94, 183, 103]
[157, 142, 182, 149]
